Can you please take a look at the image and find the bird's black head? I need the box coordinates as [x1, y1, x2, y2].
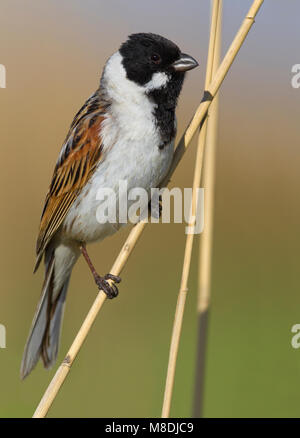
[119, 33, 198, 88]
[118, 33, 198, 146]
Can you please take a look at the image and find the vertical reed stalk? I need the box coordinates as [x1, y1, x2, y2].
[161, 0, 222, 418]
[193, 0, 222, 418]
[161, 0, 264, 418]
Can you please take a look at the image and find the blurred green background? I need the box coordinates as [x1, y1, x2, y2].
[1, 0, 300, 417]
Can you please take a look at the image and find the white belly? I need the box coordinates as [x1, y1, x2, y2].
[62, 127, 174, 243]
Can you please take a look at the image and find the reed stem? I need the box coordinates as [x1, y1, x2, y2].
[161, 0, 222, 418]
[193, 0, 222, 418]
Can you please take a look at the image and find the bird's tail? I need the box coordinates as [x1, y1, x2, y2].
[20, 243, 78, 379]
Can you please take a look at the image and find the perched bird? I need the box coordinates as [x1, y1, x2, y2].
[21, 33, 198, 378]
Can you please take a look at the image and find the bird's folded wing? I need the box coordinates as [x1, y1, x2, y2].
[35, 93, 106, 269]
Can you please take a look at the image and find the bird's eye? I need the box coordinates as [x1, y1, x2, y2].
[151, 53, 161, 64]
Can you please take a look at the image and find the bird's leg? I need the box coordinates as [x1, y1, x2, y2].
[148, 194, 162, 219]
[80, 243, 121, 299]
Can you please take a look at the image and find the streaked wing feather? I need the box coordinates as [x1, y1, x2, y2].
[36, 92, 106, 263]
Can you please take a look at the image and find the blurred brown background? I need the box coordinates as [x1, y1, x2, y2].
[0, 0, 300, 417]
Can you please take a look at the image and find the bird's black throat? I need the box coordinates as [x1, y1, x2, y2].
[147, 72, 185, 148]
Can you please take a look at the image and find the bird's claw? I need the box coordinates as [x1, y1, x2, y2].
[95, 274, 121, 299]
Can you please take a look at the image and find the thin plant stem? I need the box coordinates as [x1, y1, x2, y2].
[161, 0, 221, 418]
[193, 0, 222, 418]
[161, 0, 264, 418]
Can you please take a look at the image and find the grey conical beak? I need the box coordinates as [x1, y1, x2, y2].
[172, 53, 199, 72]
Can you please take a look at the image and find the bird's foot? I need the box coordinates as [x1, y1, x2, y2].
[94, 273, 121, 299]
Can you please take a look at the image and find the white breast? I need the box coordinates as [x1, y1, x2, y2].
[62, 52, 174, 243]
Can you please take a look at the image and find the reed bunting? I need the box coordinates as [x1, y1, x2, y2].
[21, 33, 198, 378]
